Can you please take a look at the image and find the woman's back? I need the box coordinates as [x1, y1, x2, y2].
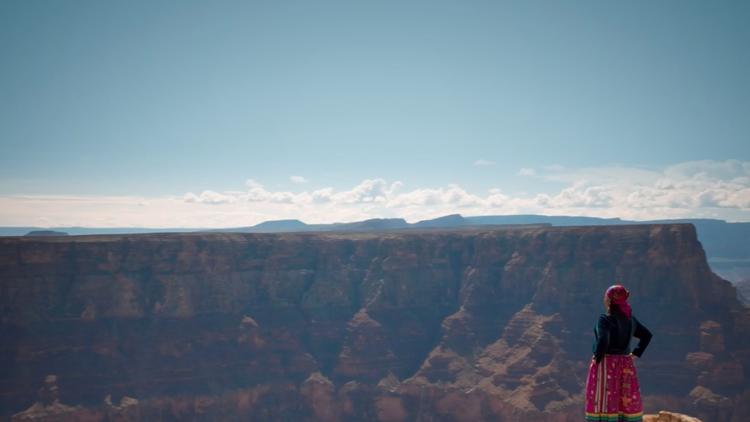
[593, 312, 652, 363]
[586, 284, 653, 422]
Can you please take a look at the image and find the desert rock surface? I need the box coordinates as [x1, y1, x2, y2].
[1, 224, 747, 420]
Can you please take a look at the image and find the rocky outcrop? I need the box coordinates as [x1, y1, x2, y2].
[10, 375, 102, 422]
[644, 411, 703, 422]
[736, 278, 750, 305]
[1, 224, 748, 420]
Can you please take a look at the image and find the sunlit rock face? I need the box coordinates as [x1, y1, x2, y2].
[1, 225, 748, 421]
[644, 411, 703, 422]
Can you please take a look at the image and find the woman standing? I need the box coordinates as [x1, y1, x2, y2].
[585, 285, 652, 422]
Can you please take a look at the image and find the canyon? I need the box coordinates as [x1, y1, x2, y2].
[1, 224, 747, 421]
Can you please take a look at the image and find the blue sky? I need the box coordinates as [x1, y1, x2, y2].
[1, 1, 749, 226]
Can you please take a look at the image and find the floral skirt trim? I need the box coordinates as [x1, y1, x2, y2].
[585, 354, 643, 422]
[585, 412, 644, 421]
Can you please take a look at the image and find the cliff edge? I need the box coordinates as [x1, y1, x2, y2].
[1, 224, 747, 421]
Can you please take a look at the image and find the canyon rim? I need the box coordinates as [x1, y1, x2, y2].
[1, 224, 747, 421]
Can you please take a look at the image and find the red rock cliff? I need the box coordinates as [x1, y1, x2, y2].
[0, 224, 747, 421]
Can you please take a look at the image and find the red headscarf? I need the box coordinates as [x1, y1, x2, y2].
[605, 284, 632, 318]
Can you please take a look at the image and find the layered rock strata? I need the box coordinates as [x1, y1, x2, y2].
[1, 225, 748, 421]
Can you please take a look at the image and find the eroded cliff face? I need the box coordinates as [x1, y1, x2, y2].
[1, 225, 748, 421]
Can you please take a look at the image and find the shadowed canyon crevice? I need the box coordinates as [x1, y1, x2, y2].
[1, 225, 748, 421]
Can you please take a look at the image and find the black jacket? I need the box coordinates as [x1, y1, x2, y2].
[592, 313, 652, 363]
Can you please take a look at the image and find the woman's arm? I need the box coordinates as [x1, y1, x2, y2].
[631, 317, 652, 358]
[593, 315, 610, 363]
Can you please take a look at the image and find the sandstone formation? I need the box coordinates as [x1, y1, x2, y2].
[1, 224, 748, 421]
[643, 411, 703, 422]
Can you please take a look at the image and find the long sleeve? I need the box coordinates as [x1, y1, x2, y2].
[631, 316, 652, 358]
[593, 315, 611, 363]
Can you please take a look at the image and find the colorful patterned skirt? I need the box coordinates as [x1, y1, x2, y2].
[585, 354, 643, 421]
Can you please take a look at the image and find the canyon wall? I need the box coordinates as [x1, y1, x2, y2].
[1, 225, 748, 421]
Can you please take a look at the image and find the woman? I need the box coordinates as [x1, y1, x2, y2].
[585, 285, 652, 422]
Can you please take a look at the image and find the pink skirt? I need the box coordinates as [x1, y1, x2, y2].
[585, 354, 643, 421]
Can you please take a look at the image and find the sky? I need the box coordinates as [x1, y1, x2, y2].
[1, 0, 749, 227]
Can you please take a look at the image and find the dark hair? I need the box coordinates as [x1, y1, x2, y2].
[608, 303, 627, 316]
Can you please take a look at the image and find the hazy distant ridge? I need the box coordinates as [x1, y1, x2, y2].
[2, 214, 749, 283]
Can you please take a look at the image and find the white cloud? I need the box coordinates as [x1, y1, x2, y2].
[331, 179, 402, 204]
[530, 160, 750, 215]
[184, 190, 237, 205]
[473, 159, 495, 167]
[1, 160, 749, 227]
[518, 168, 536, 176]
[290, 175, 308, 184]
[245, 179, 263, 189]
